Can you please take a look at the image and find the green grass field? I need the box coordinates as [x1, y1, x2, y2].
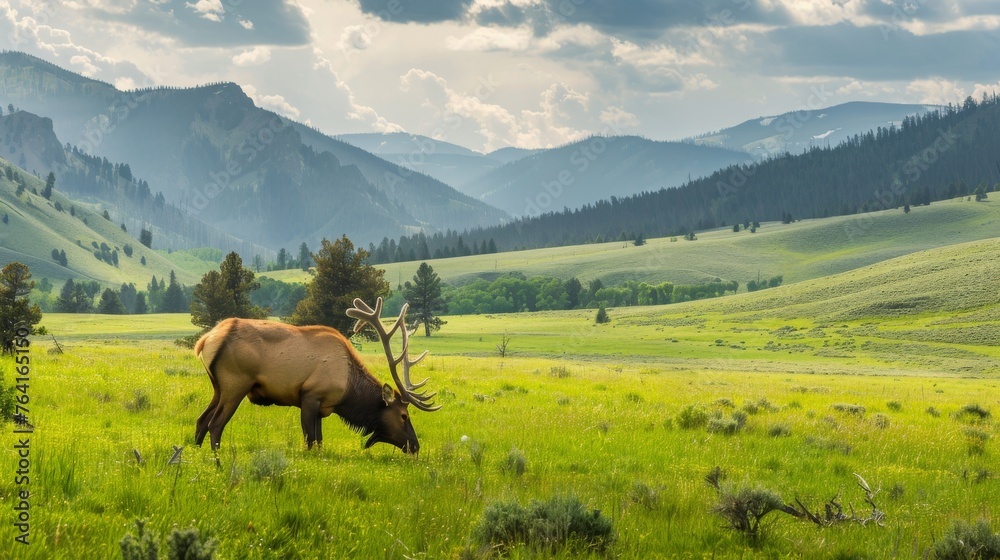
[266, 197, 1000, 291]
[2, 238, 998, 558]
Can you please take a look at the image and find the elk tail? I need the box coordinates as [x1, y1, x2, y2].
[195, 319, 235, 382]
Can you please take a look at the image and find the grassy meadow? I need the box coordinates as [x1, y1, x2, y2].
[265, 196, 1000, 289]
[2, 237, 999, 558]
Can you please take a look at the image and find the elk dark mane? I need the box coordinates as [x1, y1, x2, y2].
[333, 358, 384, 436]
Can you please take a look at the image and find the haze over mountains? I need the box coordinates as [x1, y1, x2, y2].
[0, 51, 506, 249]
[0, 50, 976, 262]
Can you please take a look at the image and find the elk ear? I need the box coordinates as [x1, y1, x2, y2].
[382, 383, 396, 405]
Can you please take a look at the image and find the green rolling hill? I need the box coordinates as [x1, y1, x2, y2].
[266, 196, 999, 292]
[0, 156, 210, 287]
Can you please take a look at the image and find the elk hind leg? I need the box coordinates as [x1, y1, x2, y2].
[207, 393, 247, 450]
[195, 391, 220, 446]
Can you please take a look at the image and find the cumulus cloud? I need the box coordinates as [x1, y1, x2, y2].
[70, 54, 99, 75]
[243, 84, 302, 119]
[400, 68, 594, 150]
[185, 0, 224, 22]
[446, 26, 532, 51]
[905, 78, 967, 105]
[313, 49, 404, 133]
[232, 46, 271, 66]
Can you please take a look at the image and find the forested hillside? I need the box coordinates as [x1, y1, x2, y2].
[440, 95, 1000, 251]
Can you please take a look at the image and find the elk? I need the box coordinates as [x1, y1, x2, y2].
[193, 297, 439, 453]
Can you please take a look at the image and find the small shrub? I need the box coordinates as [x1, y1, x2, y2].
[711, 484, 786, 538]
[676, 404, 709, 429]
[831, 403, 866, 416]
[557, 396, 570, 405]
[165, 527, 218, 560]
[628, 480, 659, 510]
[767, 424, 791, 437]
[888, 483, 905, 501]
[933, 519, 1000, 560]
[927, 406, 941, 417]
[595, 304, 610, 324]
[624, 392, 644, 404]
[502, 447, 527, 477]
[549, 366, 571, 378]
[121, 519, 217, 560]
[124, 390, 151, 412]
[468, 439, 486, 469]
[473, 494, 614, 552]
[872, 413, 890, 429]
[714, 398, 735, 408]
[886, 400, 902, 412]
[956, 404, 991, 422]
[708, 411, 748, 435]
[250, 449, 288, 482]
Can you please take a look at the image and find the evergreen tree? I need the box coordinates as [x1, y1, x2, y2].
[595, 303, 610, 324]
[97, 288, 127, 314]
[55, 278, 78, 312]
[191, 252, 267, 330]
[403, 262, 448, 337]
[298, 242, 312, 271]
[565, 277, 582, 309]
[161, 271, 187, 313]
[0, 262, 43, 354]
[42, 172, 55, 200]
[276, 248, 288, 270]
[133, 293, 148, 314]
[139, 227, 153, 249]
[290, 235, 389, 334]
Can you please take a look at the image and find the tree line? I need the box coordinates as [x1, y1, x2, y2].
[409, 94, 1000, 255]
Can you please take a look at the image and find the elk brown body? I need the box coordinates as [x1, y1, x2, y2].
[194, 299, 439, 453]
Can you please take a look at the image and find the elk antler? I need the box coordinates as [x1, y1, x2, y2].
[346, 297, 441, 412]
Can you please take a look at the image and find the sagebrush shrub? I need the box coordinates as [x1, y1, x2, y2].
[474, 495, 614, 552]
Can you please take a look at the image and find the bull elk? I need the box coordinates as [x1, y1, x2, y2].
[193, 297, 439, 453]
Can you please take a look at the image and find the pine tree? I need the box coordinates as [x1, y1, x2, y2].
[0, 262, 43, 354]
[403, 262, 448, 337]
[595, 303, 610, 324]
[133, 293, 148, 314]
[190, 252, 267, 330]
[290, 235, 389, 333]
[298, 242, 312, 271]
[97, 288, 127, 314]
[161, 271, 187, 313]
[42, 172, 55, 200]
[55, 278, 78, 312]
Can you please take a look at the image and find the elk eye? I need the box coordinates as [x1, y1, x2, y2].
[401, 414, 409, 422]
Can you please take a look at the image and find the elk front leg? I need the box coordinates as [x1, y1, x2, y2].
[300, 398, 321, 450]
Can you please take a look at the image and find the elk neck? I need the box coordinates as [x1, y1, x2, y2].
[333, 358, 384, 436]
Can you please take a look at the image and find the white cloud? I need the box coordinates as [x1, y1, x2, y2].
[232, 46, 271, 67]
[599, 106, 638, 131]
[338, 25, 371, 53]
[70, 54, 99, 75]
[185, 0, 224, 22]
[243, 84, 301, 119]
[972, 80, 1000, 101]
[313, 49, 403, 133]
[905, 78, 966, 105]
[446, 27, 532, 52]
[400, 68, 593, 150]
[238, 18, 254, 30]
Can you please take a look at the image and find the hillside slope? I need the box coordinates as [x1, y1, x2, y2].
[324, 196, 1000, 289]
[0, 157, 203, 286]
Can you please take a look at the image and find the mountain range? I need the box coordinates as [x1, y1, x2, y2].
[0, 51, 507, 250]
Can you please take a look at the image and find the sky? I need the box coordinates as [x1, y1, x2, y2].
[2, 0, 999, 153]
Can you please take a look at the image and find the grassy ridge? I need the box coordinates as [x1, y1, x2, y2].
[267, 197, 999, 290]
[0, 157, 210, 287]
[2, 239, 998, 558]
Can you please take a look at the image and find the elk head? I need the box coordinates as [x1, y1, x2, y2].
[347, 297, 441, 454]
